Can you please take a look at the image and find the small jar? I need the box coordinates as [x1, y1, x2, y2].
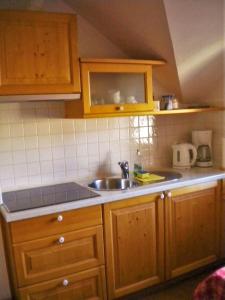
[153, 100, 160, 111]
[161, 95, 174, 110]
[172, 98, 179, 109]
[167, 98, 173, 110]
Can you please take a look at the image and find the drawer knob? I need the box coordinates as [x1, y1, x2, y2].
[57, 215, 63, 222]
[62, 279, 69, 287]
[167, 191, 172, 198]
[160, 193, 165, 200]
[58, 236, 65, 244]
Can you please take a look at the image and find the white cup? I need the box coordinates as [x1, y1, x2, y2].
[126, 96, 137, 104]
[153, 100, 160, 111]
[108, 90, 121, 104]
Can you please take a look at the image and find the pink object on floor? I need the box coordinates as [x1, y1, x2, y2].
[193, 267, 225, 300]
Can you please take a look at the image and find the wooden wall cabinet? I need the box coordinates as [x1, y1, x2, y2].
[65, 58, 164, 118]
[2, 205, 106, 300]
[165, 182, 221, 280]
[104, 193, 165, 299]
[0, 10, 80, 95]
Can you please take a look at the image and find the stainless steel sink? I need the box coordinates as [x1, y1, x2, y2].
[88, 171, 182, 191]
[88, 178, 139, 191]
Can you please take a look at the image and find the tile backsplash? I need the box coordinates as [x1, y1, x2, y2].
[0, 101, 217, 190]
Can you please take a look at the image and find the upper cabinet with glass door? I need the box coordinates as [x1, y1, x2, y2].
[65, 59, 165, 118]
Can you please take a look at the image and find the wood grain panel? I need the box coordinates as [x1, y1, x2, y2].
[104, 194, 164, 299]
[1, 215, 19, 299]
[80, 58, 165, 65]
[165, 182, 220, 279]
[18, 266, 107, 300]
[220, 179, 225, 256]
[0, 10, 80, 95]
[222, 179, 225, 196]
[14, 226, 104, 287]
[10, 205, 102, 243]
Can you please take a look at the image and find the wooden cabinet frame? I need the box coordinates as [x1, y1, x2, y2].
[65, 58, 164, 118]
[1, 205, 106, 300]
[82, 62, 153, 115]
[165, 181, 221, 280]
[1, 180, 224, 299]
[104, 193, 164, 299]
[0, 10, 80, 95]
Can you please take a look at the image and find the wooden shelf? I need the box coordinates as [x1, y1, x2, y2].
[80, 58, 165, 66]
[151, 107, 224, 115]
[75, 106, 224, 119]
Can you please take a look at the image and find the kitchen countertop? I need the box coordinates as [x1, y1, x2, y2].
[1, 167, 225, 222]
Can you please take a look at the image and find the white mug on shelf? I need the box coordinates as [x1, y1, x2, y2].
[108, 90, 121, 104]
[126, 96, 137, 104]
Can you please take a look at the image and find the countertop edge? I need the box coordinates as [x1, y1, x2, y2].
[1, 169, 225, 222]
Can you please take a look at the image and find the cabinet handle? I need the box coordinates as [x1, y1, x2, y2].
[160, 193, 165, 200]
[116, 106, 124, 111]
[57, 215, 63, 222]
[62, 279, 69, 287]
[167, 191, 172, 198]
[58, 236, 65, 244]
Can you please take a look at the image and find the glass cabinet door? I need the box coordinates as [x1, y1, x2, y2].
[81, 62, 154, 115]
[90, 73, 146, 106]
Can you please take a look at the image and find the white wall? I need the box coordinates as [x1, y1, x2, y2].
[164, 0, 225, 165]
[164, 0, 224, 104]
[65, 0, 182, 99]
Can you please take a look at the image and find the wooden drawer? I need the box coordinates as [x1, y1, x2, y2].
[14, 226, 104, 287]
[18, 266, 107, 300]
[10, 205, 102, 243]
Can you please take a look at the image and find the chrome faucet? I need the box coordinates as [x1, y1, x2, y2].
[118, 161, 129, 179]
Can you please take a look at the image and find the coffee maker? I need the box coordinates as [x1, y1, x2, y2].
[192, 130, 213, 167]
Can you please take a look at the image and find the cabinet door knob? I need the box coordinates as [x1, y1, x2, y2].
[167, 191, 172, 198]
[116, 106, 124, 111]
[62, 279, 69, 287]
[57, 215, 63, 222]
[58, 236, 65, 244]
[160, 193, 165, 200]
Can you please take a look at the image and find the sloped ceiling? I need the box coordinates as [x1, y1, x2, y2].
[164, 0, 224, 104]
[64, 0, 182, 98]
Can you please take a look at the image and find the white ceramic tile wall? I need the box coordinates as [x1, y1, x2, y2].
[0, 102, 220, 191]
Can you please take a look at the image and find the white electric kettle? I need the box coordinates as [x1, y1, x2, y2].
[172, 143, 197, 169]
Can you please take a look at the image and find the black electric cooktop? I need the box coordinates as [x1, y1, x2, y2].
[2, 182, 100, 213]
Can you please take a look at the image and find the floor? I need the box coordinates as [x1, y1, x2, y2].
[122, 271, 212, 300]
[143, 273, 206, 300]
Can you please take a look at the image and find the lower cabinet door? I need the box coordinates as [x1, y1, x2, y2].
[221, 179, 225, 257]
[18, 266, 107, 300]
[104, 193, 164, 299]
[165, 182, 221, 279]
